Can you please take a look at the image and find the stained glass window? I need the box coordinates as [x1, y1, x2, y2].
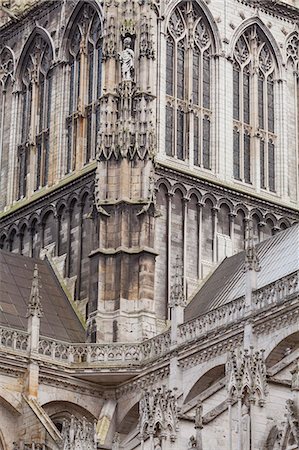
[233, 25, 276, 190]
[233, 128, 240, 180]
[16, 35, 53, 198]
[166, 1, 212, 164]
[66, 4, 102, 172]
[166, 105, 174, 156]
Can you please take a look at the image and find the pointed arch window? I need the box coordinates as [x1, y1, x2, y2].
[17, 35, 53, 199]
[165, 1, 213, 168]
[0, 48, 14, 208]
[233, 25, 277, 192]
[66, 4, 102, 174]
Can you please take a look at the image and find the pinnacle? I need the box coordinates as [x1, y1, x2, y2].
[244, 219, 261, 272]
[26, 264, 43, 318]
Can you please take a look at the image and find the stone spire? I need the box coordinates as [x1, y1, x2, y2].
[170, 255, 186, 308]
[169, 256, 185, 347]
[243, 219, 260, 347]
[26, 264, 43, 399]
[244, 219, 260, 273]
[27, 264, 43, 319]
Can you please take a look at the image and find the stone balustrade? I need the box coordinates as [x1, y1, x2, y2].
[253, 271, 299, 309]
[0, 326, 29, 353]
[37, 331, 171, 365]
[178, 296, 246, 343]
[0, 271, 298, 368]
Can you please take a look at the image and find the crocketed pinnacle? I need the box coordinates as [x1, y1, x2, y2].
[170, 255, 186, 307]
[27, 264, 43, 318]
[244, 219, 261, 272]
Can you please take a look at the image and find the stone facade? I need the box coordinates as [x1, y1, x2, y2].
[0, 0, 299, 448]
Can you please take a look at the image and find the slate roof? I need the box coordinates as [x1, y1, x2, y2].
[0, 249, 85, 342]
[185, 223, 299, 321]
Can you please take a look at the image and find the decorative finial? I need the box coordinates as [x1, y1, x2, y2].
[170, 256, 185, 307]
[244, 219, 260, 272]
[27, 264, 43, 318]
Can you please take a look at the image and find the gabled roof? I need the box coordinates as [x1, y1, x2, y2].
[0, 249, 85, 342]
[185, 223, 299, 321]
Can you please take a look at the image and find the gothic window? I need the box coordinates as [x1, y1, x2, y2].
[0, 48, 14, 209]
[17, 35, 53, 199]
[66, 4, 102, 174]
[166, 2, 213, 167]
[233, 26, 277, 191]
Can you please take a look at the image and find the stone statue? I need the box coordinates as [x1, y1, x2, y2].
[241, 402, 250, 450]
[118, 37, 134, 81]
[154, 437, 162, 450]
[188, 435, 198, 449]
[195, 402, 203, 429]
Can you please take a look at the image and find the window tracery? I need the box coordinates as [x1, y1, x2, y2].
[233, 25, 277, 192]
[0, 48, 14, 207]
[17, 35, 53, 200]
[165, 1, 213, 168]
[66, 4, 102, 174]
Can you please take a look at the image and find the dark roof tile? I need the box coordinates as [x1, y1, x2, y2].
[0, 249, 85, 342]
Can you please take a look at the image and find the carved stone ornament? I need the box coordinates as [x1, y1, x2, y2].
[139, 386, 179, 441]
[0, 48, 14, 87]
[280, 400, 299, 449]
[140, 16, 155, 59]
[286, 33, 299, 69]
[226, 348, 268, 406]
[97, 85, 156, 162]
[118, 36, 135, 81]
[26, 264, 43, 318]
[188, 435, 198, 449]
[292, 358, 299, 391]
[102, 16, 117, 60]
[0, 0, 37, 23]
[60, 416, 97, 450]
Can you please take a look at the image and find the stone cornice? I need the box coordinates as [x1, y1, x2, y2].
[0, 164, 96, 226]
[0, 0, 59, 39]
[156, 163, 299, 217]
[236, 0, 299, 23]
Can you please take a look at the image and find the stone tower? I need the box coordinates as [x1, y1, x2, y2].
[88, 1, 158, 343]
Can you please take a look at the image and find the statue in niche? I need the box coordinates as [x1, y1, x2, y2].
[154, 437, 162, 450]
[241, 397, 251, 450]
[118, 36, 134, 81]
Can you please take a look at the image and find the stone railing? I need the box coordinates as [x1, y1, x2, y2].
[1, 271, 298, 368]
[178, 296, 246, 343]
[37, 330, 171, 365]
[253, 271, 299, 310]
[178, 270, 299, 344]
[0, 326, 29, 353]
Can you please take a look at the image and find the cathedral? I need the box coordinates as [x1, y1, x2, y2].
[0, 0, 299, 448]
